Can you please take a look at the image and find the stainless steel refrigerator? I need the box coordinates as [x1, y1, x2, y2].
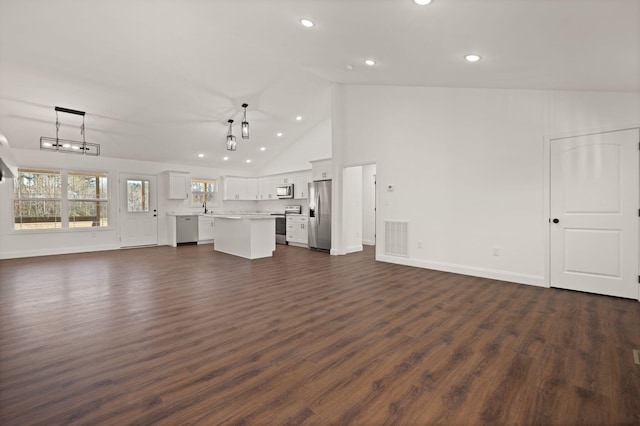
[308, 180, 332, 251]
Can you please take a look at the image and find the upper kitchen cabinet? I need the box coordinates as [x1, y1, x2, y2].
[294, 171, 311, 199]
[258, 177, 276, 200]
[166, 171, 190, 199]
[276, 175, 294, 185]
[311, 159, 332, 181]
[223, 176, 247, 200]
[246, 178, 259, 200]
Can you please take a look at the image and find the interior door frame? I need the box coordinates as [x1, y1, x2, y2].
[340, 161, 377, 256]
[118, 172, 159, 248]
[544, 126, 640, 300]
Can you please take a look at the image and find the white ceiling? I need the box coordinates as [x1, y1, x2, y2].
[1, 0, 639, 170]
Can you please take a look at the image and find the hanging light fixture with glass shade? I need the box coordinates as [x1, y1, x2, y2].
[226, 119, 237, 151]
[40, 106, 100, 156]
[241, 103, 249, 139]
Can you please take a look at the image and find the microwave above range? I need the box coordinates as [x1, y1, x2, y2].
[276, 184, 294, 199]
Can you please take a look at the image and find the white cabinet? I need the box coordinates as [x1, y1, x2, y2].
[258, 178, 268, 200]
[224, 176, 259, 200]
[277, 175, 294, 185]
[294, 171, 311, 199]
[246, 178, 259, 200]
[198, 216, 215, 242]
[286, 215, 308, 246]
[311, 159, 332, 181]
[167, 172, 190, 199]
[222, 170, 312, 201]
[258, 177, 276, 200]
[224, 176, 247, 200]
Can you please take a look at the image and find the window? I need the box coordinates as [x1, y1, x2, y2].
[13, 168, 109, 231]
[13, 169, 62, 230]
[127, 179, 149, 212]
[191, 178, 215, 206]
[68, 172, 109, 228]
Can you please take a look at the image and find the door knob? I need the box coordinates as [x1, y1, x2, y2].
[552, 218, 559, 224]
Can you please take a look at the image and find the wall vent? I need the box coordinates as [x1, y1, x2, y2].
[384, 220, 409, 257]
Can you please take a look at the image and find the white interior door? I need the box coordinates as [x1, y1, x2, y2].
[120, 174, 158, 247]
[550, 129, 639, 299]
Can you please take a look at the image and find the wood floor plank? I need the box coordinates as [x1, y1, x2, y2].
[1, 244, 640, 425]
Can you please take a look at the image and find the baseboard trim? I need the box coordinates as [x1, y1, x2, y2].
[0, 244, 121, 260]
[376, 255, 547, 287]
[345, 245, 363, 254]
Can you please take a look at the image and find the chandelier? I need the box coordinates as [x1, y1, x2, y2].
[40, 106, 100, 156]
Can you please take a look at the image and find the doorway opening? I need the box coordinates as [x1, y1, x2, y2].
[342, 163, 377, 257]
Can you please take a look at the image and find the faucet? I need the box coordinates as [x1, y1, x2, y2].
[203, 201, 208, 214]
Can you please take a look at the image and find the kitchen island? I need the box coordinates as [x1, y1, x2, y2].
[213, 215, 276, 259]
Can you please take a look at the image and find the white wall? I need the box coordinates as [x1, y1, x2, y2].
[0, 148, 247, 259]
[336, 85, 640, 286]
[258, 119, 332, 176]
[342, 165, 363, 253]
[362, 164, 376, 246]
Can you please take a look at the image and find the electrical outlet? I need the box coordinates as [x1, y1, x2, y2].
[492, 247, 500, 256]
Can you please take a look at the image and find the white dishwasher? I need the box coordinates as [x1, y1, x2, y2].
[176, 216, 198, 246]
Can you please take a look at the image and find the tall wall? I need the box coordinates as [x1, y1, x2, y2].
[335, 85, 640, 286]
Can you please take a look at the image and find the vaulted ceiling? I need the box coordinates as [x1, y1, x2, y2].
[1, 0, 638, 170]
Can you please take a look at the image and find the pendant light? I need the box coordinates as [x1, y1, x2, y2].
[241, 103, 249, 139]
[40, 106, 100, 156]
[226, 119, 237, 151]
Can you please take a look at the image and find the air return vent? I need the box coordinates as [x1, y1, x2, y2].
[384, 220, 409, 257]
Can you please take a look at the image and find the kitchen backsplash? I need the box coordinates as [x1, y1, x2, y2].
[179, 199, 308, 216]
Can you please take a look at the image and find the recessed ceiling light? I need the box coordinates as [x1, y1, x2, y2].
[295, 115, 303, 121]
[260, 147, 266, 151]
[413, 0, 433, 5]
[465, 54, 481, 62]
[223, 156, 229, 161]
[345, 64, 353, 71]
[246, 159, 252, 164]
[364, 58, 376, 66]
[276, 132, 283, 137]
[198, 153, 204, 158]
[300, 18, 314, 28]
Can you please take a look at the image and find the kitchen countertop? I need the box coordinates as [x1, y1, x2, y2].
[166, 212, 203, 217]
[167, 211, 284, 217]
[212, 214, 277, 220]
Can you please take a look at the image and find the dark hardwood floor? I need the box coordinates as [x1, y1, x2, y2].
[1, 244, 639, 425]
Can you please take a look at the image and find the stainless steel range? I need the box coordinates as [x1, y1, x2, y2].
[273, 205, 301, 245]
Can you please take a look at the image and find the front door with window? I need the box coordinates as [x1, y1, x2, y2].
[120, 174, 158, 247]
[550, 129, 639, 299]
